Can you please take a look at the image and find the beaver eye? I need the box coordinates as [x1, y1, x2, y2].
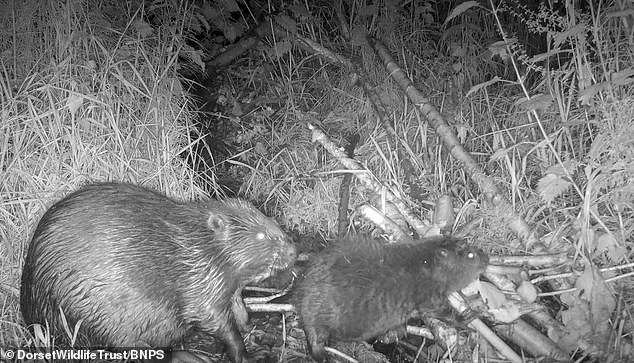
[467, 252, 476, 259]
[255, 232, 266, 240]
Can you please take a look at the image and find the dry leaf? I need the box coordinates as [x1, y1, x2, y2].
[517, 280, 538, 303]
[479, 281, 506, 309]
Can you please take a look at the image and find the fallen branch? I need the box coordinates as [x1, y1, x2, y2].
[368, 36, 541, 249]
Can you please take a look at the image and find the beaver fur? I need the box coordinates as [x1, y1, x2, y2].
[20, 182, 297, 363]
[296, 236, 488, 362]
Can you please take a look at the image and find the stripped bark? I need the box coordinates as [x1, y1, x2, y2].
[447, 292, 523, 363]
[368, 37, 541, 248]
[309, 123, 432, 236]
[337, 134, 359, 237]
[356, 204, 413, 243]
[495, 319, 569, 360]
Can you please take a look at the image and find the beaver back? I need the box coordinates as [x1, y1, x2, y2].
[296, 236, 488, 360]
[20, 182, 297, 353]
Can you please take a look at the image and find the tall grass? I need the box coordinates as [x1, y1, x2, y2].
[0, 0, 208, 348]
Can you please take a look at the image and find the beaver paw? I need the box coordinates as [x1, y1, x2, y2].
[308, 346, 329, 363]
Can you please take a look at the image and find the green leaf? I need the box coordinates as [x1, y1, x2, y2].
[444, 1, 480, 26]
[479, 281, 506, 309]
[488, 38, 517, 60]
[490, 147, 510, 162]
[132, 20, 153, 38]
[611, 67, 634, 86]
[537, 173, 572, 204]
[579, 81, 610, 105]
[544, 159, 578, 177]
[595, 233, 626, 262]
[66, 93, 83, 118]
[514, 93, 554, 112]
[466, 76, 507, 97]
[553, 23, 586, 48]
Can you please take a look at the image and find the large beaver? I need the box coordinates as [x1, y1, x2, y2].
[296, 236, 488, 362]
[20, 182, 297, 363]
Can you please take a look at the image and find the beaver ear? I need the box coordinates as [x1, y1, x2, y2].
[207, 212, 227, 232]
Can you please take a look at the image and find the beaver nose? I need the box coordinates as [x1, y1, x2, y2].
[473, 248, 488, 263]
[480, 251, 489, 264]
[285, 242, 298, 262]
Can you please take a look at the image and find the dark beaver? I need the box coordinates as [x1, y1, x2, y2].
[20, 182, 297, 363]
[296, 236, 488, 362]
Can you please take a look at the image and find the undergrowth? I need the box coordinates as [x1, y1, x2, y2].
[0, 0, 207, 350]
